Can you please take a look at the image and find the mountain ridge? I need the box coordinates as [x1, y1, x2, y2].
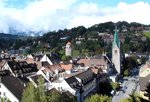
[0, 21, 149, 36]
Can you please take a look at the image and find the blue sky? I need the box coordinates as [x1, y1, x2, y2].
[0, 0, 150, 34]
[4, 0, 150, 8]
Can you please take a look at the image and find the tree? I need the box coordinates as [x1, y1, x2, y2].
[46, 90, 61, 102]
[120, 98, 130, 102]
[22, 76, 76, 102]
[145, 82, 150, 100]
[99, 80, 112, 95]
[120, 92, 141, 102]
[123, 69, 129, 76]
[21, 76, 47, 102]
[128, 92, 141, 102]
[46, 89, 77, 102]
[36, 76, 47, 102]
[85, 94, 111, 102]
[122, 56, 138, 76]
[61, 55, 68, 61]
[0, 97, 10, 102]
[111, 82, 120, 91]
[61, 55, 72, 62]
[21, 82, 36, 102]
[62, 92, 77, 102]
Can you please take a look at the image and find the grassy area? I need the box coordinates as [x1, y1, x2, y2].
[144, 31, 150, 39]
[72, 50, 80, 57]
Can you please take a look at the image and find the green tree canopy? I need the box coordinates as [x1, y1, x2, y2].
[85, 94, 112, 102]
[121, 92, 141, 102]
[111, 82, 120, 91]
[22, 76, 76, 102]
[21, 82, 36, 102]
[21, 76, 47, 102]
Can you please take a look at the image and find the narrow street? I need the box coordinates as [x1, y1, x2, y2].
[112, 68, 140, 102]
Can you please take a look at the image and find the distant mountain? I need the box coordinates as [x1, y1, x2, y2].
[8, 28, 45, 36]
[0, 21, 150, 52]
[0, 33, 21, 39]
[0, 21, 148, 36]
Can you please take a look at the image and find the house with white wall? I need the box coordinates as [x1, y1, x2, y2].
[52, 69, 97, 102]
[40, 53, 61, 65]
[0, 75, 26, 102]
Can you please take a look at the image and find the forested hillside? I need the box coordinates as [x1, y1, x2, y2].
[0, 21, 150, 56]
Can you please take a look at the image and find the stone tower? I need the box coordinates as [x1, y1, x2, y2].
[112, 26, 121, 74]
[65, 42, 72, 56]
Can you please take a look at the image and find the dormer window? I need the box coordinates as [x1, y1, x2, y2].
[14, 65, 17, 69]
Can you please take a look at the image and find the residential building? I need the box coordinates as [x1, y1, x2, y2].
[102, 33, 124, 44]
[40, 53, 61, 65]
[60, 63, 73, 74]
[90, 67, 107, 92]
[139, 60, 150, 100]
[0, 60, 6, 71]
[38, 63, 66, 81]
[27, 74, 52, 90]
[0, 74, 27, 102]
[26, 54, 42, 69]
[77, 56, 109, 73]
[76, 69, 96, 102]
[52, 69, 98, 102]
[2, 60, 38, 77]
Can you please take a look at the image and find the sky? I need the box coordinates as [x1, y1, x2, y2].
[0, 0, 150, 34]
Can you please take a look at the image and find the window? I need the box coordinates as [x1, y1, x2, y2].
[114, 50, 117, 53]
[3, 92, 5, 96]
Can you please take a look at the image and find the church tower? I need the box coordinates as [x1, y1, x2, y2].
[112, 26, 121, 74]
[65, 42, 72, 56]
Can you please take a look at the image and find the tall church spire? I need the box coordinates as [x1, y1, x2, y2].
[112, 26, 121, 75]
[112, 26, 120, 48]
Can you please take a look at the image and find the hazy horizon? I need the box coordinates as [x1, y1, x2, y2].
[0, 0, 150, 34]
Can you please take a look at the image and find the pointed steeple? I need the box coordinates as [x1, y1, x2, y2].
[113, 26, 120, 48]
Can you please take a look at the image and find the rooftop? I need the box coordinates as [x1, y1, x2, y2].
[66, 42, 71, 45]
[139, 61, 150, 77]
[1, 75, 26, 100]
[60, 64, 72, 70]
[7, 60, 38, 75]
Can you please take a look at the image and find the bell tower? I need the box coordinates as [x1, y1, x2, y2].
[65, 42, 72, 56]
[112, 26, 121, 74]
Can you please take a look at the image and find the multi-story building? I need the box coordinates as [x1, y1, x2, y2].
[52, 69, 106, 102]
[139, 60, 150, 100]
[0, 73, 26, 102]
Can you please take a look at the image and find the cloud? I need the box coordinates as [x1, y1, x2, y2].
[0, 0, 150, 34]
[68, 2, 150, 28]
[0, 0, 78, 33]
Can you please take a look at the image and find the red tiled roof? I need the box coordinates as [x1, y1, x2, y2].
[60, 64, 72, 70]
[66, 42, 71, 45]
[77, 58, 107, 68]
[44, 64, 65, 73]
